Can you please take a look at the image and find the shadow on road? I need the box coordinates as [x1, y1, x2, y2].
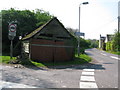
[18, 59, 48, 71]
[85, 52, 94, 56]
[18, 57, 105, 71]
[74, 63, 105, 70]
[17, 55, 105, 71]
[20, 60, 105, 71]
[47, 62, 105, 70]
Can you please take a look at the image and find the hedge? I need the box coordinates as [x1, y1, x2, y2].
[106, 41, 119, 52]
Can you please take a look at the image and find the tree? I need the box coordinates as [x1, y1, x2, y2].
[105, 30, 120, 52]
[87, 39, 99, 48]
[66, 27, 77, 36]
[34, 9, 53, 27]
[2, 8, 53, 55]
[112, 30, 120, 51]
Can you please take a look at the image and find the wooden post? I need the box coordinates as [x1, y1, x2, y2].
[10, 40, 13, 59]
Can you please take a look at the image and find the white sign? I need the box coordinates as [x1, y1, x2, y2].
[9, 24, 16, 32]
[9, 24, 17, 37]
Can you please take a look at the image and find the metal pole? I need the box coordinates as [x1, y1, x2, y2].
[10, 40, 13, 59]
[118, 17, 120, 33]
[118, 17, 119, 52]
[78, 2, 88, 56]
[78, 6, 81, 56]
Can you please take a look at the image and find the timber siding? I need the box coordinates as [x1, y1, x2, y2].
[30, 39, 75, 62]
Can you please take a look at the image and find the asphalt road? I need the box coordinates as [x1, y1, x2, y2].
[85, 48, 119, 88]
[0, 48, 119, 89]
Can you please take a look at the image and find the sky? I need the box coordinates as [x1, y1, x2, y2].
[0, 0, 119, 39]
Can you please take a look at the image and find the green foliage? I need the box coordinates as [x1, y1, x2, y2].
[106, 41, 113, 51]
[106, 30, 120, 52]
[66, 27, 98, 52]
[106, 51, 120, 55]
[77, 54, 91, 62]
[34, 9, 53, 27]
[86, 39, 99, 48]
[112, 30, 120, 51]
[0, 56, 16, 63]
[1, 54, 91, 67]
[22, 54, 91, 66]
[2, 8, 53, 55]
[77, 38, 98, 54]
[79, 38, 98, 49]
[80, 48, 85, 54]
[79, 38, 90, 48]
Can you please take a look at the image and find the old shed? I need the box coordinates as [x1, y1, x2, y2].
[22, 17, 76, 62]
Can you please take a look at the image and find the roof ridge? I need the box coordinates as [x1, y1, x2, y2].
[22, 17, 74, 40]
[22, 17, 55, 40]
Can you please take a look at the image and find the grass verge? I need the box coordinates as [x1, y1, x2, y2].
[0, 56, 16, 64]
[97, 48, 120, 55]
[106, 51, 120, 55]
[0, 54, 92, 67]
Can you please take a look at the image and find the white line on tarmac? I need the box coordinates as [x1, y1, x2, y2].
[62, 85, 67, 88]
[110, 56, 120, 60]
[82, 72, 94, 76]
[80, 82, 98, 88]
[83, 69, 95, 72]
[80, 69, 98, 88]
[101, 53, 107, 56]
[80, 76, 95, 82]
[0, 81, 38, 88]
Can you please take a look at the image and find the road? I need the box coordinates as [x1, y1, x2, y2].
[0, 48, 119, 89]
[85, 48, 119, 88]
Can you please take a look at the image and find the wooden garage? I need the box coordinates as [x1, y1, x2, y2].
[22, 17, 76, 62]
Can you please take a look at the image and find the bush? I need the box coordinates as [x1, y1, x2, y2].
[80, 48, 85, 54]
[106, 30, 120, 52]
[106, 41, 113, 51]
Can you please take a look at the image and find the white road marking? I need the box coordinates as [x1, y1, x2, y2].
[83, 69, 95, 72]
[80, 69, 98, 88]
[82, 72, 94, 76]
[101, 53, 107, 56]
[62, 85, 67, 88]
[80, 82, 98, 88]
[0, 81, 38, 88]
[80, 76, 95, 82]
[110, 56, 120, 60]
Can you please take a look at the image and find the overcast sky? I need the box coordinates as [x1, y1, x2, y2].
[1, 0, 119, 39]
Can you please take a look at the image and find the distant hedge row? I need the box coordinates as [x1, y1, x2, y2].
[106, 30, 120, 52]
[106, 41, 120, 52]
[106, 41, 114, 51]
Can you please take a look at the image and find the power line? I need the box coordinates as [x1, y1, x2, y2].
[96, 17, 117, 30]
